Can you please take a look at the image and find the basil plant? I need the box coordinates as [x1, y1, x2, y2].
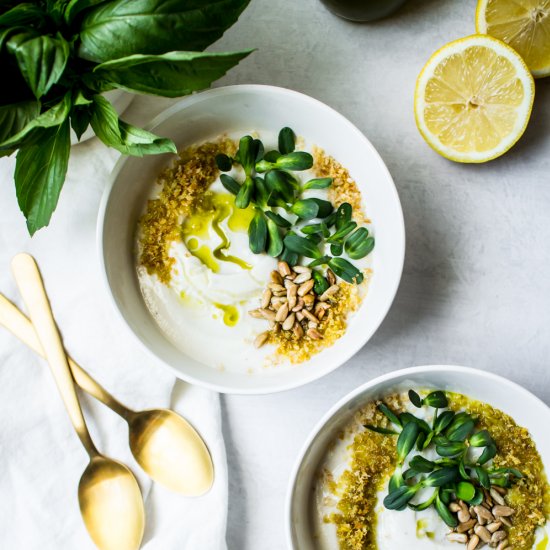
[0, 0, 252, 234]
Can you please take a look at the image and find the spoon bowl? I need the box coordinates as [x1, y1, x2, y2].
[79, 456, 144, 550]
[128, 409, 214, 496]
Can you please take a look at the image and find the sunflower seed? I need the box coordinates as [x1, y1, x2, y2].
[259, 308, 276, 321]
[449, 502, 461, 513]
[278, 261, 291, 277]
[270, 270, 283, 284]
[292, 298, 305, 312]
[298, 279, 315, 296]
[496, 540, 509, 550]
[303, 293, 315, 308]
[492, 486, 507, 496]
[288, 294, 297, 311]
[474, 525, 491, 544]
[282, 313, 296, 331]
[293, 272, 312, 284]
[319, 284, 340, 302]
[293, 323, 304, 338]
[326, 268, 336, 286]
[486, 522, 502, 533]
[249, 309, 264, 319]
[269, 283, 286, 293]
[254, 331, 269, 348]
[490, 488, 505, 506]
[492, 506, 514, 518]
[491, 531, 507, 544]
[457, 519, 476, 533]
[475, 505, 494, 523]
[447, 533, 468, 543]
[292, 265, 311, 274]
[467, 535, 480, 550]
[262, 289, 272, 309]
[308, 321, 318, 329]
[302, 309, 319, 324]
[275, 303, 289, 322]
[296, 311, 304, 321]
[307, 328, 323, 340]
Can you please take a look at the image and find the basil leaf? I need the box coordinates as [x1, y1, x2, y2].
[79, 0, 251, 62]
[408, 488, 438, 512]
[91, 50, 252, 98]
[0, 101, 40, 145]
[301, 223, 329, 237]
[263, 150, 280, 163]
[278, 126, 295, 155]
[283, 234, 321, 259]
[308, 255, 330, 268]
[12, 34, 70, 98]
[330, 242, 343, 256]
[90, 95, 176, 156]
[388, 466, 405, 493]
[253, 176, 269, 207]
[14, 119, 70, 234]
[63, 0, 112, 25]
[364, 425, 398, 436]
[279, 245, 298, 267]
[0, 3, 47, 27]
[248, 209, 267, 254]
[328, 257, 364, 284]
[0, 92, 71, 151]
[70, 106, 92, 141]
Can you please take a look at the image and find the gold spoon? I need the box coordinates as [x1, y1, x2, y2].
[11, 253, 145, 550]
[0, 288, 213, 496]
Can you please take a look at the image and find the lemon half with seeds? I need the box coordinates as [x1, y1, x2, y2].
[476, 0, 550, 78]
[415, 35, 535, 163]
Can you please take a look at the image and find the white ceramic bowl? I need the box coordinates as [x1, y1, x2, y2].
[98, 85, 405, 394]
[286, 365, 550, 548]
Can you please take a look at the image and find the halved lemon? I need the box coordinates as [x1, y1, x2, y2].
[415, 35, 535, 163]
[476, 0, 550, 78]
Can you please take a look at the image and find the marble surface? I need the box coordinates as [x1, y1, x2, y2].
[212, 0, 550, 548]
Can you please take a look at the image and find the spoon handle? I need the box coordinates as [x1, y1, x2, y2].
[0, 293, 132, 420]
[11, 253, 99, 458]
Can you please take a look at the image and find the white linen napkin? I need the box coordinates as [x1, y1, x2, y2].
[0, 136, 227, 549]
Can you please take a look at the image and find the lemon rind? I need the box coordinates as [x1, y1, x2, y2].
[414, 34, 535, 163]
[475, 0, 550, 78]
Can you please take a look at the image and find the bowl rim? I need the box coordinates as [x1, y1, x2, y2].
[96, 84, 406, 394]
[284, 364, 550, 548]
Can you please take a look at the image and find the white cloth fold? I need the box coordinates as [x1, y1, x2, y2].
[0, 132, 227, 549]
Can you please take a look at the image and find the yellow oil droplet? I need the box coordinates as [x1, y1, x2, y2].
[186, 237, 199, 251]
[536, 532, 548, 550]
[228, 202, 255, 232]
[193, 245, 220, 273]
[181, 192, 252, 271]
[214, 303, 239, 327]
